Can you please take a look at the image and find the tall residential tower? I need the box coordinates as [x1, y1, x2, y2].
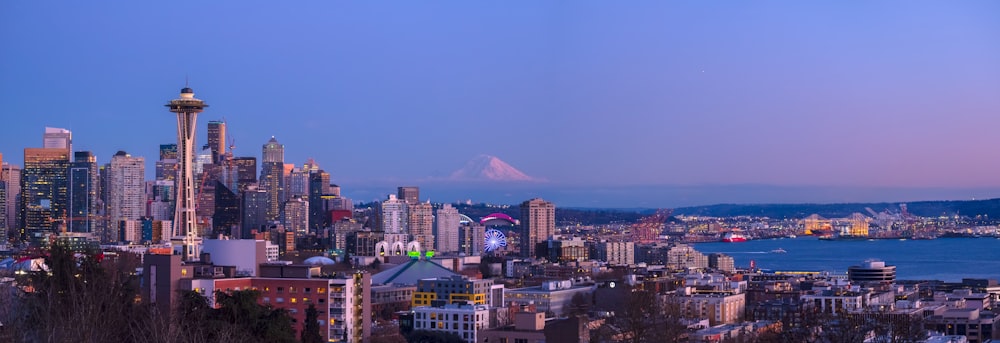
[108, 151, 145, 240]
[519, 198, 555, 258]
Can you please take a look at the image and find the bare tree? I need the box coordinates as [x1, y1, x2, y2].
[12, 244, 144, 343]
[615, 288, 658, 343]
[652, 297, 689, 343]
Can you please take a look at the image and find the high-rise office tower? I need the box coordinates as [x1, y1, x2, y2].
[108, 151, 145, 241]
[0, 180, 5, 236]
[519, 198, 555, 258]
[435, 204, 460, 253]
[98, 163, 110, 240]
[308, 169, 331, 232]
[282, 196, 309, 235]
[302, 158, 320, 174]
[68, 151, 99, 234]
[397, 186, 419, 205]
[166, 86, 207, 261]
[259, 137, 285, 221]
[1, 163, 21, 236]
[232, 157, 257, 191]
[0, 154, 3, 231]
[286, 166, 309, 201]
[241, 186, 268, 239]
[282, 163, 294, 198]
[408, 202, 434, 251]
[212, 181, 240, 237]
[156, 143, 178, 181]
[159, 144, 178, 160]
[0, 155, 5, 234]
[21, 147, 70, 242]
[206, 120, 226, 164]
[42, 127, 72, 151]
[196, 163, 221, 220]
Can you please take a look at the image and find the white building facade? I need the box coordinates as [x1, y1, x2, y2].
[109, 152, 145, 227]
[412, 302, 490, 343]
[435, 204, 461, 253]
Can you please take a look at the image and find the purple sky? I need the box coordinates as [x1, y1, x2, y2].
[2, 1, 1000, 206]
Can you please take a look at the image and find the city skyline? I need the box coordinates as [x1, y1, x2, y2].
[2, 2, 1000, 207]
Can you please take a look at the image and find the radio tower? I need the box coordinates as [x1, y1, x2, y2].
[166, 86, 208, 261]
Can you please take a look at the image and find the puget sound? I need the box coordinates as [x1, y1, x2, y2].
[692, 236, 1000, 282]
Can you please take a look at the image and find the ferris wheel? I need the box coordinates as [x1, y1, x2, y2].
[484, 229, 508, 253]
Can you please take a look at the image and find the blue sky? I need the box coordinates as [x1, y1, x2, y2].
[2, 1, 1000, 206]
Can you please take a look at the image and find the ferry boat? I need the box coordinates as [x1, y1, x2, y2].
[722, 232, 749, 243]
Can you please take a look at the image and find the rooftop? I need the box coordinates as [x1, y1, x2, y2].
[371, 259, 458, 286]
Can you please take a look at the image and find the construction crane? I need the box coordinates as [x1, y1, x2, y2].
[630, 209, 673, 244]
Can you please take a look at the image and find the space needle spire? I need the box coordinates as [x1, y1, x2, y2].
[165, 86, 207, 261]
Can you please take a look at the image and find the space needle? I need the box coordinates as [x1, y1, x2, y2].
[165, 86, 207, 261]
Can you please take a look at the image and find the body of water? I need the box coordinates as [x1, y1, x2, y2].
[692, 237, 1000, 282]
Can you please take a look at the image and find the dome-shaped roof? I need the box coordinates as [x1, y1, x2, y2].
[303, 256, 337, 266]
[481, 213, 518, 226]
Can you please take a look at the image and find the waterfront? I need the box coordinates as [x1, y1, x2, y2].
[693, 237, 1000, 282]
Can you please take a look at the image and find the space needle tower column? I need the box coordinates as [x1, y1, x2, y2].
[165, 87, 207, 261]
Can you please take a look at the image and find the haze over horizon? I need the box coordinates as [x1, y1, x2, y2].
[2, 1, 1000, 207]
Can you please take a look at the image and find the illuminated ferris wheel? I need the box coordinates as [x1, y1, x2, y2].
[484, 229, 508, 253]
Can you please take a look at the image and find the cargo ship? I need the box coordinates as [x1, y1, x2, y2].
[722, 231, 749, 242]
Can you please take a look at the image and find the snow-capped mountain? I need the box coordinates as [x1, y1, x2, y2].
[449, 155, 539, 182]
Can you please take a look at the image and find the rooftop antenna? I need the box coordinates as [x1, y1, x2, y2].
[185, 75, 189, 88]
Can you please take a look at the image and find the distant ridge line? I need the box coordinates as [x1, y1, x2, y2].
[672, 198, 1000, 219]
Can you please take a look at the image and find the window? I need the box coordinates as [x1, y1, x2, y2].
[263, 297, 270, 303]
[277, 287, 284, 293]
[290, 287, 296, 293]
[305, 288, 311, 293]
[291, 298, 297, 304]
[515, 339, 528, 343]
[318, 288, 326, 294]
[276, 297, 284, 303]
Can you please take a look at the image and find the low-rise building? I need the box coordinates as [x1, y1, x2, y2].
[412, 302, 489, 343]
[671, 288, 746, 326]
[413, 275, 495, 308]
[506, 279, 597, 317]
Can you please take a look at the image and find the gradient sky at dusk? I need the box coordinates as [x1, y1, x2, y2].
[2, 1, 1000, 206]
